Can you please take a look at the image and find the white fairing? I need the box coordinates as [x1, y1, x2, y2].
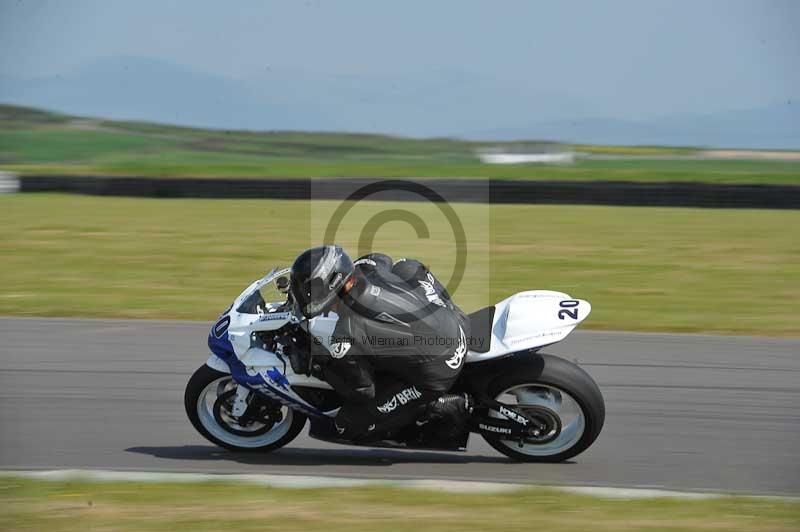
[226, 268, 296, 356]
[223, 268, 334, 396]
[465, 290, 591, 362]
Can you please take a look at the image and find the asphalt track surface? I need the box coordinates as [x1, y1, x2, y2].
[1, 317, 798, 495]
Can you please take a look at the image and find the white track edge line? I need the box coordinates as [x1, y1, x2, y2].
[1, 469, 797, 500]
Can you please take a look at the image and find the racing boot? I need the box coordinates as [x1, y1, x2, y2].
[426, 392, 472, 420]
[418, 393, 473, 443]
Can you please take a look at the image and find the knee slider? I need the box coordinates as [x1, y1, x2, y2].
[335, 406, 375, 440]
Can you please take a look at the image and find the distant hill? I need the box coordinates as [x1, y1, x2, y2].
[0, 56, 338, 131]
[3, 54, 796, 149]
[0, 55, 579, 135]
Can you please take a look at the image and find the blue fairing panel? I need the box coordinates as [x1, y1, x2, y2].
[208, 330, 236, 362]
[208, 314, 236, 361]
[206, 322, 324, 417]
[207, 326, 249, 381]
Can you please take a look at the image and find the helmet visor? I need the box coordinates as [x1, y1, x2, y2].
[301, 274, 350, 317]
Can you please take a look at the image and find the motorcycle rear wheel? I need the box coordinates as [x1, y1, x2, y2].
[482, 353, 605, 462]
[184, 364, 307, 452]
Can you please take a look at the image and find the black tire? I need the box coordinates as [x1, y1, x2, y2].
[184, 364, 307, 452]
[482, 353, 605, 463]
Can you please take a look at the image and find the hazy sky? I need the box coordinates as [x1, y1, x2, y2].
[1, 0, 798, 132]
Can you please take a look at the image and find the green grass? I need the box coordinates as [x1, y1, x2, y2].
[1, 194, 798, 335]
[1, 478, 798, 532]
[0, 129, 170, 163]
[2, 104, 799, 183]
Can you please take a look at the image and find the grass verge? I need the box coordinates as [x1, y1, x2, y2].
[1, 477, 798, 532]
[6, 155, 800, 185]
[1, 194, 798, 335]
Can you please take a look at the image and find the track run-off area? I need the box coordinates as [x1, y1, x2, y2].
[0, 317, 797, 495]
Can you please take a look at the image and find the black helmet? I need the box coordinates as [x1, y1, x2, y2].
[290, 245, 354, 318]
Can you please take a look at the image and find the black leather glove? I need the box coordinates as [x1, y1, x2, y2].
[277, 333, 311, 376]
[309, 355, 327, 380]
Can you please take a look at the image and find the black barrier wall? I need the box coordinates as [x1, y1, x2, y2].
[19, 175, 800, 209]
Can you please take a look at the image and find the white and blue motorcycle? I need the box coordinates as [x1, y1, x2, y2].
[185, 268, 605, 462]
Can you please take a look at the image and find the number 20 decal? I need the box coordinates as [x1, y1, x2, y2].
[558, 300, 579, 320]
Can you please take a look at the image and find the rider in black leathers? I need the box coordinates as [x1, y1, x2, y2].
[289, 245, 470, 441]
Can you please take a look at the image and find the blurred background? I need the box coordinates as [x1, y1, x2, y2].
[1, 0, 798, 333]
[1, 1, 799, 530]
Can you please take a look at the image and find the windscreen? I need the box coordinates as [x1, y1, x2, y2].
[235, 271, 291, 315]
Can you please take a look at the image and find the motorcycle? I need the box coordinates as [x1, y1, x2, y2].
[185, 267, 605, 462]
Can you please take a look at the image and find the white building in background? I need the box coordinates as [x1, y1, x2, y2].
[476, 143, 577, 165]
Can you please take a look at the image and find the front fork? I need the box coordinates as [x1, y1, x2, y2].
[231, 385, 250, 417]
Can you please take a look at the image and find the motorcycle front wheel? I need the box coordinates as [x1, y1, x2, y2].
[482, 353, 605, 462]
[184, 364, 307, 452]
